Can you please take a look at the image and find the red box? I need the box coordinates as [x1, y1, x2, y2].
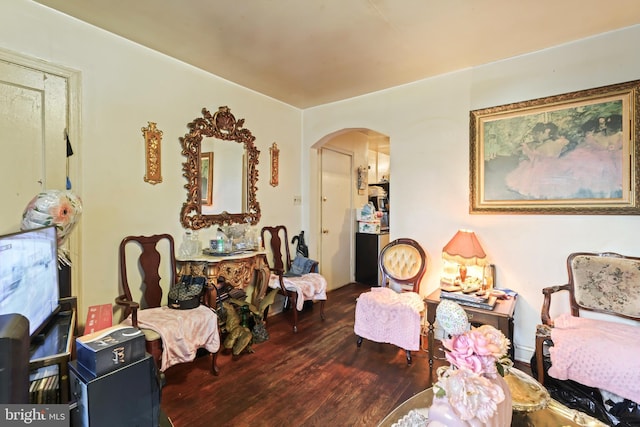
[84, 304, 113, 335]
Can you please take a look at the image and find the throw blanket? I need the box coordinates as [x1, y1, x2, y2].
[268, 272, 327, 311]
[122, 305, 220, 372]
[549, 313, 640, 404]
[354, 287, 425, 351]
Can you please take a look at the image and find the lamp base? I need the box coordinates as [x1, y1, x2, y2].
[459, 265, 467, 283]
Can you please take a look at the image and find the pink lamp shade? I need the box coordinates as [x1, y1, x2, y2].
[442, 230, 487, 283]
[442, 229, 487, 266]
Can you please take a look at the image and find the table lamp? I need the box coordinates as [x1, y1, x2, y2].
[442, 229, 487, 286]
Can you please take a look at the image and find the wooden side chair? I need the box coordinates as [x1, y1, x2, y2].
[115, 234, 220, 375]
[354, 238, 427, 365]
[260, 225, 327, 332]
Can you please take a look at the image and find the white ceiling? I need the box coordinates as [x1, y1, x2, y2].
[35, 0, 640, 109]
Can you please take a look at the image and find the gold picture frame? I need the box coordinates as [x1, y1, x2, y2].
[470, 80, 640, 215]
[200, 152, 214, 206]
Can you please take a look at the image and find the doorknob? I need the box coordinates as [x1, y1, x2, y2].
[322, 229, 329, 234]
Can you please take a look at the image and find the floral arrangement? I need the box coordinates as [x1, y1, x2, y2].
[432, 299, 512, 424]
[442, 324, 511, 378]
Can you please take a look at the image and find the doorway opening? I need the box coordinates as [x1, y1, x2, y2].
[314, 128, 390, 291]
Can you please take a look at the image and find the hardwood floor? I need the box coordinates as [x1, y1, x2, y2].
[161, 283, 530, 427]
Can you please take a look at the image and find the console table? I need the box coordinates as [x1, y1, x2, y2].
[177, 250, 269, 291]
[425, 289, 517, 384]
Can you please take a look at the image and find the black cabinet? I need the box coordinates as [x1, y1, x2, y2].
[355, 233, 390, 286]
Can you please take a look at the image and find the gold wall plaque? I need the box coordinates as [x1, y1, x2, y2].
[142, 121, 163, 184]
[269, 142, 279, 187]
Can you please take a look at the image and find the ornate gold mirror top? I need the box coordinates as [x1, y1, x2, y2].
[180, 106, 261, 229]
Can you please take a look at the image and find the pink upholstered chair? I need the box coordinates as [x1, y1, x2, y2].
[354, 238, 427, 365]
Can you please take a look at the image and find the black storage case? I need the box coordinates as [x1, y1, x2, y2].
[69, 354, 160, 427]
[0, 313, 30, 403]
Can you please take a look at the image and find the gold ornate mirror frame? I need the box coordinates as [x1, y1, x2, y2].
[180, 106, 261, 229]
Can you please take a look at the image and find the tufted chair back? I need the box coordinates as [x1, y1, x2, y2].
[379, 238, 427, 293]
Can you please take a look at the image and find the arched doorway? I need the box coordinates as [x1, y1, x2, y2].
[315, 129, 389, 290]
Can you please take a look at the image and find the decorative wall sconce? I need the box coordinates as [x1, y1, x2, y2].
[142, 121, 163, 184]
[269, 142, 279, 187]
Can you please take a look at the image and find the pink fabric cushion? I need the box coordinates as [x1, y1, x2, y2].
[268, 273, 327, 311]
[354, 287, 424, 351]
[549, 313, 640, 403]
[122, 305, 220, 372]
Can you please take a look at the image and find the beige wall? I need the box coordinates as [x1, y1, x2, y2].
[303, 24, 640, 362]
[0, 1, 302, 324]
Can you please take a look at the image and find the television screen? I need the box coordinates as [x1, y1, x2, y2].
[0, 226, 60, 337]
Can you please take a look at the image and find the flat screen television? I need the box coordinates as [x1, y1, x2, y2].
[0, 225, 61, 338]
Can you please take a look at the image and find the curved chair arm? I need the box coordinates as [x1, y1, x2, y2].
[264, 266, 289, 295]
[115, 294, 139, 327]
[534, 324, 553, 384]
[541, 284, 570, 326]
[203, 283, 219, 309]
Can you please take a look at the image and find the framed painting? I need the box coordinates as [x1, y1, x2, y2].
[200, 152, 214, 206]
[470, 80, 640, 214]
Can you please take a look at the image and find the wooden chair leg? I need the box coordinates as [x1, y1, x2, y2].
[319, 300, 326, 320]
[146, 339, 163, 373]
[535, 334, 546, 385]
[211, 351, 219, 376]
[291, 294, 298, 332]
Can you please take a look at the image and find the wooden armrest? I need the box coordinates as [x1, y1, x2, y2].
[310, 261, 319, 273]
[203, 284, 219, 309]
[115, 295, 139, 327]
[540, 284, 570, 326]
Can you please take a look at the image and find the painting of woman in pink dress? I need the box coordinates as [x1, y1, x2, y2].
[505, 115, 623, 200]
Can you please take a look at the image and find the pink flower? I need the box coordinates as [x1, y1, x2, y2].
[474, 325, 510, 359]
[434, 368, 505, 423]
[441, 325, 509, 376]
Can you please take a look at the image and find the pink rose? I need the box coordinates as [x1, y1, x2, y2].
[475, 325, 510, 359]
[442, 333, 474, 358]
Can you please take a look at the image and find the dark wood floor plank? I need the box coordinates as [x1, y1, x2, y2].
[161, 282, 529, 426]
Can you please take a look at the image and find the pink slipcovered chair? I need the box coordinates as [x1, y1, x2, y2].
[535, 252, 640, 404]
[354, 238, 427, 365]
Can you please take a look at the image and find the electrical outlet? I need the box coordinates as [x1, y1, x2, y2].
[293, 195, 302, 205]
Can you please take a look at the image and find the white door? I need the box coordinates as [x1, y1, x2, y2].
[0, 59, 68, 233]
[320, 148, 353, 291]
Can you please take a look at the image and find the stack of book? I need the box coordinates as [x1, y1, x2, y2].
[440, 289, 497, 310]
[29, 366, 59, 404]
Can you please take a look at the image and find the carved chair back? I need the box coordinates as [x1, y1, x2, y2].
[378, 238, 427, 293]
[566, 252, 640, 320]
[260, 225, 292, 275]
[118, 234, 177, 321]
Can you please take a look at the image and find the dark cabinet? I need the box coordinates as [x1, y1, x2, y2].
[355, 232, 390, 286]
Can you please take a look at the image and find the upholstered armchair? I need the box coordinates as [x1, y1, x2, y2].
[535, 252, 640, 408]
[354, 238, 427, 365]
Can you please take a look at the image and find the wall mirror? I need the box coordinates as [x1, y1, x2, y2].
[180, 106, 261, 229]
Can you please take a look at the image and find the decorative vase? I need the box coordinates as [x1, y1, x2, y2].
[427, 374, 512, 427]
